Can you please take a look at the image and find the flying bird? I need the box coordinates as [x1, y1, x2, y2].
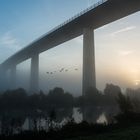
[59, 68, 64, 72]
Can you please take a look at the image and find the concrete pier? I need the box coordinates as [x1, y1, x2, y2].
[83, 28, 96, 95]
[30, 53, 39, 93]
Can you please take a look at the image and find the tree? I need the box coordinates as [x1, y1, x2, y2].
[104, 84, 121, 98]
[117, 92, 133, 114]
[47, 87, 74, 108]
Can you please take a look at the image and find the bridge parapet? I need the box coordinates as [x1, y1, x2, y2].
[46, 0, 108, 36]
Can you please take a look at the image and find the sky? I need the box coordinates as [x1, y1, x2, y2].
[0, 0, 140, 95]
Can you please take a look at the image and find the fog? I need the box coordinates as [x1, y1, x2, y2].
[1, 12, 140, 95]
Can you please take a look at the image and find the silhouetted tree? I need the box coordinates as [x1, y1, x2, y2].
[104, 84, 121, 98]
[47, 87, 74, 108]
[103, 84, 121, 106]
[117, 92, 133, 114]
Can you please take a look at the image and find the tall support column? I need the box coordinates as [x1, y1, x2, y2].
[10, 65, 16, 89]
[83, 28, 96, 95]
[30, 53, 39, 93]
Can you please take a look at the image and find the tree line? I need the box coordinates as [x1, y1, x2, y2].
[0, 83, 140, 112]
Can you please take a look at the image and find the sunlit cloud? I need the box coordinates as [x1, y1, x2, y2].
[119, 50, 135, 56]
[0, 32, 21, 50]
[110, 26, 136, 36]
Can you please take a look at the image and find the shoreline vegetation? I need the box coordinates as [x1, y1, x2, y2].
[1, 84, 140, 139]
[1, 114, 140, 140]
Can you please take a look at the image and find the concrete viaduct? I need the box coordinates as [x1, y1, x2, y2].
[0, 0, 140, 94]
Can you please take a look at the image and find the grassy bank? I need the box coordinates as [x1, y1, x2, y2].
[1, 121, 140, 140]
[68, 124, 140, 140]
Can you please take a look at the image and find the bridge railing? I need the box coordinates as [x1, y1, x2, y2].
[27, 0, 108, 49]
[2, 0, 108, 64]
[46, 0, 108, 35]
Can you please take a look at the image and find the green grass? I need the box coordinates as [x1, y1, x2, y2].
[68, 125, 140, 140]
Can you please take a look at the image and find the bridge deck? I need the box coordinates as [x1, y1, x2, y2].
[1, 0, 140, 69]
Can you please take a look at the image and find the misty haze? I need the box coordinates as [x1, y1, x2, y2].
[0, 0, 140, 139]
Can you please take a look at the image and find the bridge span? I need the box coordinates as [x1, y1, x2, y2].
[0, 0, 140, 94]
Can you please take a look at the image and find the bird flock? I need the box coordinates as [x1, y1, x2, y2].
[46, 67, 78, 75]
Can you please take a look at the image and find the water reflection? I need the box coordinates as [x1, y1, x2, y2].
[0, 106, 119, 134]
[82, 106, 119, 124]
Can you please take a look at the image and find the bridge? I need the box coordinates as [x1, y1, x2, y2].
[0, 0, 140, 94]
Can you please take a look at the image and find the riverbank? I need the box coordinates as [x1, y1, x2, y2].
[1, 121, 140, 140]
[69, 124, 140, 140]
